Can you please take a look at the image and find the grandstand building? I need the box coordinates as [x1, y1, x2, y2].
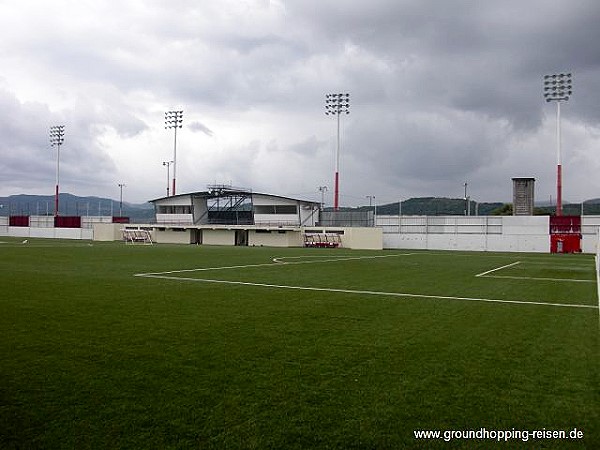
[143, 185, 382, 248]
[152, 185, 319, 228]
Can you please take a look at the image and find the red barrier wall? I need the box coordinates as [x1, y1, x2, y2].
[9, 216, 30, 227]
[54, 216, 82, 228]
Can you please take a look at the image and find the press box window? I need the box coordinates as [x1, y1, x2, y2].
[158, 205, 191, 214]
[254, 205, 297, 214]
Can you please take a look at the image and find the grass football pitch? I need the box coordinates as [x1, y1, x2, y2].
[1, 238, 598, 449]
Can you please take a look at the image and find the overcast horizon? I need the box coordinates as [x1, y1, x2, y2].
[2, 1, 600, 207]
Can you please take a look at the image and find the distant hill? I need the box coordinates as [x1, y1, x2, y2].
[0, 193, 154, 222]
[3, 193, 600, 221]
[377, 197, 504, 216]
[342, 197, 504, 216]
[332, 197, 600, 216]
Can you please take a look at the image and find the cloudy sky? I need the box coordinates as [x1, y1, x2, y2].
[2, 0, 600, 206]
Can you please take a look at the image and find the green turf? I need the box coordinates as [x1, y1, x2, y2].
[1, 238, 598, 449]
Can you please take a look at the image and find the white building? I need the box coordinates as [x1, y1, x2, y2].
[135, 186, 381, 249]
[152, 185, 320, 228]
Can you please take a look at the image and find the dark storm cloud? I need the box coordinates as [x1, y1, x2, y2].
[2, 0, 600, 203]
[0, 88, 120, 193]
[278, 0, 600, 201]
[286, 0, 600, 126]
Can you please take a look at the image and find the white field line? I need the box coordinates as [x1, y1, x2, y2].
[134, 252, 598, 310]
[272, 253, 415, 264]
[135, 253, 415, 277]
[480, 275, 595, 283]
[475, 261, 521, 277]
[596, 253, 600, 322]
[475, 260, 595, 283]
[135, 273, 598, 310]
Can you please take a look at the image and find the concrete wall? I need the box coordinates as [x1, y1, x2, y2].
[0, 216, 7, 235]
[153, 228, 192, 244]
[380, 215, 551, 253]
[155, 213, 193, 224]
[154, 194, 193, 224]
[379, 214, 600, 253]
[303, 227, 383, 250]
[341, 227, 383, 250]
[1, 226, 93, 240]
[582, 216, 600, 253]
[202, 229, 235, 246]
[82, 216, 114, 229]
[93, 223, 124, 241]
[249, 230, 303, 247]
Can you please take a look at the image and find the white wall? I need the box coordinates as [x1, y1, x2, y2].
[202, 229, 235, 246]
[154, 228, 192, 244]
[380, 215, 552, 253]
[341, 227, 383, 250]
[302, 227, 383, 250]
[0, 216, 7, 235]
[155, 213, 193, 224]
[82, 216, 114, 229]
[93, 223, 124, 241]
[153, 194, 193, 224]
[582, 216, 600, 253]
[249, 230, 302, 247]
[1, 227, 93, 240]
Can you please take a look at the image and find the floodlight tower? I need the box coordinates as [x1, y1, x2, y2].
[118, 183, 126, 216]
[325, 93, 350, 210]
[49, 125, 65, 216]
[543, 73, 572, 216]
[165, 110, 183, 196]
[318, 185, 328, 210]
[162, 160, 173, 196]
[366, 195, 376, 225]
[464, 182, 470, 216]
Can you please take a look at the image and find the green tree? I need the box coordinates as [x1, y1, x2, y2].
[491, 203, 513, 215]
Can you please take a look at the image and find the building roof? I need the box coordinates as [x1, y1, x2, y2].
[149, 187, 320, 206]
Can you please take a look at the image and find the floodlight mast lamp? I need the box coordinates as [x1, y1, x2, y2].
[325, 93, 350, 210]
[49, 125, 65, 216]
[543, 73, 572, 217]
[165, 110, 183, 196]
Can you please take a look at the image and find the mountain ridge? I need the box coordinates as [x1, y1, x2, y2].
[2, 193, 599, 220]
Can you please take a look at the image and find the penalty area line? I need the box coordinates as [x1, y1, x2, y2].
[475, 261, 521, 278]
[135, 252, 417, 277]
[136, 274, 598, 310]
